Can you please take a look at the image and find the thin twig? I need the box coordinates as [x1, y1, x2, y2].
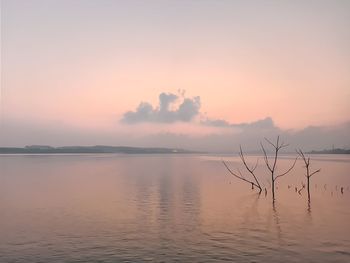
[274, 156, 298, 180]
[222, 160, 260, 189]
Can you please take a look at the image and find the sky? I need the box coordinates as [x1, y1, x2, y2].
[1, 0, 349, 151]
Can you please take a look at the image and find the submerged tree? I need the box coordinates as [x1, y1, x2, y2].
[222, 146, 262, 193]
[296, 149, 321, 201]
[261, 136, 297, 201]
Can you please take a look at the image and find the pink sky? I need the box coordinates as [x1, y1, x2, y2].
[1, 0, 350, 149]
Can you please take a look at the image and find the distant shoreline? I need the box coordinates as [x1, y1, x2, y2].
[1, 145, 348, 155]
[308, 148, 350, 154]
[0, 145, 201, 154]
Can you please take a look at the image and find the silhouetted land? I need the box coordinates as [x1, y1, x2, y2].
[309, 148, 350, 154]
[0, 145, 200, 154]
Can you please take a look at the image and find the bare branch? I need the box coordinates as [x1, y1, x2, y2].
[238, 146, 261, 190]
[252, 158, 259, 172]
[297, 149, 320, 178]
[237, 168, 244, 178]
[310, 169, 321, 177]
[260, 142, 272, 172]
[296, 149, 321, 201]
[262, 136, 296, 201]
[239, 145, 257, 172]
[279, 143, 289, 149]
[275, 156, 298, 180]
[296, 149, 305, 161]
[222, 160, 259, 189]
[264, 137, 277, 149]
[238, 145, 250, 170]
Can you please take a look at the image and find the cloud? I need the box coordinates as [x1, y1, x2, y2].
[236, 117, 276, 130]
[121, 91, 275, 132]
[121, 92, 201, 124]
[201, 117, 276, 130]
[200, 118, 231, 127]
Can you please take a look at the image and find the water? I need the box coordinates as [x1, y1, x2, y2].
[0, 154, 349, 262]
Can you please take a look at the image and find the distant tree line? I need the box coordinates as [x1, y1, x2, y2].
[309, 148, 350, 154]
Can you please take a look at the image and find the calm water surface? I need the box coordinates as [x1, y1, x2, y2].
[0, 154, 349, 262]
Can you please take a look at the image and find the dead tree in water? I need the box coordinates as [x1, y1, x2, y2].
[261, 136, 297, 201]
[297, 149, 321, 201]
[222, 146, 262, 193]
